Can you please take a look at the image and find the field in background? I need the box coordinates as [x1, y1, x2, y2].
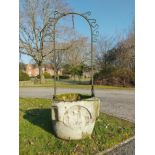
[19, 79, 134, 90]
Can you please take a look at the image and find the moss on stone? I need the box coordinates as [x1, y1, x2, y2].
[53, 93, 92, 102]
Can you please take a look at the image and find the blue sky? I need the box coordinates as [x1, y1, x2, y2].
[67, 0, 134, 36]
[21, 0, 134, 63]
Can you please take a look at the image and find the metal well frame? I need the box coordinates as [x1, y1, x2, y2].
[51, 11, 99, 97]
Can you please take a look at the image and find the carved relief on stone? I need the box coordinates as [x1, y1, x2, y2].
[63, 105, 91, 129]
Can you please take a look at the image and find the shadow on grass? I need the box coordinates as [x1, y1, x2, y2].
[23, 108, 55, 135]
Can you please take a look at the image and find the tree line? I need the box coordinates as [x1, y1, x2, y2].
[95, 27, 135, 87]
[19, 0, 135, 87]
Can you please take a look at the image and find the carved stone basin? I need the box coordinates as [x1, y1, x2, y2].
[51, 96, 100, 140]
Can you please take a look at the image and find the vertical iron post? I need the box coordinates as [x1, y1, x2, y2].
[53, 16, 56, 97]
[91, 27, 94, 97]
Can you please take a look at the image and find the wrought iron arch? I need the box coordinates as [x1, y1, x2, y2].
[52, 11, 99, 97]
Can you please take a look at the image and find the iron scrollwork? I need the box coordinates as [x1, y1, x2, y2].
[53, 11, 99, 43]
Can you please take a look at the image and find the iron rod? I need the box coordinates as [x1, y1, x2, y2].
[53, 19, 56, 97]
[91, 27, 95, 97]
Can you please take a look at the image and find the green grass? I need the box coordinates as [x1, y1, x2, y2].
[20, 98, 134, 155]
[19, 79, 134, 90]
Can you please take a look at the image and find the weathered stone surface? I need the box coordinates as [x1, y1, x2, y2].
[51, 97, 100, 140]
[63, 105, 91, 129]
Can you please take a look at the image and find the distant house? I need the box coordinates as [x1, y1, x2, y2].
[25, 64, 63, 77]
[83, 71, 91, 78]
[25, 64, 38, 77]
[43, 64, 54, 76]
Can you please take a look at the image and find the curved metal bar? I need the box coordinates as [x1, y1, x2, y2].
[82, 11, 91, 17]
[52, 11, 99, 98]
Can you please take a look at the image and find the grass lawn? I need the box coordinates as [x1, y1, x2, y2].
[19, 79, 134, 90]
[20, 98, 134, 155]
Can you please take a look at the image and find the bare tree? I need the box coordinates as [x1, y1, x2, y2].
[62, 36, 90, 80]
[114, 25, 135, 86]
[44, 35, 89, 80]
[19, 0, 71, 83]
[64, 36, 89, 65]
[95, 23, 135, 86]
[96, 36, 114, 70]
[46, 43, 68, 80]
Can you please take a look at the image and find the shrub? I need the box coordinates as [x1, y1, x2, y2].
[59, 75, 70, 79]
[44, 72, 52, 79]
[94, 67, 135, 87]
[19, 71, 30, 81]
[51, 75, 70, 79]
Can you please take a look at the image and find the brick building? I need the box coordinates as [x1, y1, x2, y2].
[25, 64, 63, 77]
